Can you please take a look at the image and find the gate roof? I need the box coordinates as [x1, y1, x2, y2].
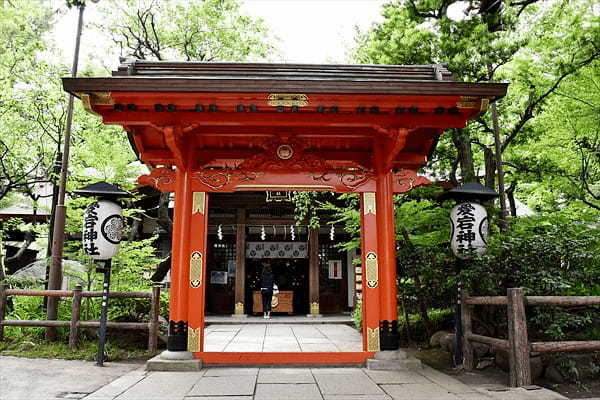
[62, 60, 507, 172]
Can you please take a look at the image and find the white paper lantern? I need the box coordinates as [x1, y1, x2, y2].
[450, 202, 488, 259]
[82, 199, 124, 260]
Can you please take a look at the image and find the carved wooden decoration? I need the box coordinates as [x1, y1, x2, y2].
[187, 327, 201, 352]
[367, 327, 380, 352]
[365, 252, 379, 289]
[190, 251, 203, 288]
[138, 167, 429, 194]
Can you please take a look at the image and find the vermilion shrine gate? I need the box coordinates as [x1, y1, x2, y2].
[63, 61, 507, 365]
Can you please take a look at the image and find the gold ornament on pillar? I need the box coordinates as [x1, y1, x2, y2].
[363, 193, 376, 215]
[365, 252, 379, 288]
[310, 301, 320, 315]
[187, 327, 201, 352]
[192, 192, 206, 214]
[190, 251, 203, 287]
[235, 302, 244, 315]
[367, 327, 380, 352]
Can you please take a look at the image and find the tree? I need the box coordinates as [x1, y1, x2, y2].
[354, 0, 600, 210]
[89, 0, 274, 280]
[96, 0, 273, 62]
[0, 3, 55, 203]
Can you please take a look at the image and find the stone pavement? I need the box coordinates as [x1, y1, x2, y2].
[204, 323, 362, 352]
[83, 365, 569, 400]
[0, 355, 571, 400]
[0, 355, 139, 400]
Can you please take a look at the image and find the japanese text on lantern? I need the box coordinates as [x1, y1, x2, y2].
[83, 202, 100, 256]
[455, 203, 476, 255]
[450, 202, 488, 259]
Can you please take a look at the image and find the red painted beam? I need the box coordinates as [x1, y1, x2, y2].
[195, 351, 374, 365]
[101, 111, 472, 129]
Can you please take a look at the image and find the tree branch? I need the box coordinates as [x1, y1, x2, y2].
[502, 50, 600, 151]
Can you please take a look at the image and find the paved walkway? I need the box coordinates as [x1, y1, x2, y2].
[0, 356, 571, 400]
[85, 366, 569, 400]
[204, 323, 362, 352]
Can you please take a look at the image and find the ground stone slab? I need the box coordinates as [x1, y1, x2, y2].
[364, 369, 431, 384]
[203, 367, 259, 376]
[117, 372, 201, 400]
[146, 355, 202, 372]
[257, 368, 315, 383]
[188, 375, 256, 396]
[86, 370, 147, 399]
[314, 372, 385, 395]
[322, 396, 392, 400]
[254, 383, 323, 400]
[381, 383, 462, 400]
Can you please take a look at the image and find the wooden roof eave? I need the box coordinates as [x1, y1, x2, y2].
[62, 77, 508, 99]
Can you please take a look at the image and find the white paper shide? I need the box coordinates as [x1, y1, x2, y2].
[450, 202, 488, 259]
[83, 200, 124, 260]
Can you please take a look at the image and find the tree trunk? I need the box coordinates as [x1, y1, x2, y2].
[450, 129, 476, 183]
[157, 192, 173, 233]
[150, 254, 171, 282]
[506, 180, 518, 217]
[0, 229, 6, 281]
[5, 229, 35, 263]
[483, 146, 496, 189]
[127, 217, 141, 242]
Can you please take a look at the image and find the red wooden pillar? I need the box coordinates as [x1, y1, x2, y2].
[308, 227, 320, 316]
[167, 166, 193, 351]
[360, 193, 381, 352]
[376, 170, 399, 350]
[187, 192, 209, 353]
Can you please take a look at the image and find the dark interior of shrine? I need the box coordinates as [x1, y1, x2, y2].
[203, 191, 352, 316]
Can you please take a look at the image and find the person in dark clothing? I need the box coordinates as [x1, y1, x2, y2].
[261, 264, 275, 319]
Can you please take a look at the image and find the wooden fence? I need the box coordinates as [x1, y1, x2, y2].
[0, 283, 161, 352]
[461, 287, 600, 387]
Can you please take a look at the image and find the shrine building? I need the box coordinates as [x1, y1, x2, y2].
[63, 60, 507, 365]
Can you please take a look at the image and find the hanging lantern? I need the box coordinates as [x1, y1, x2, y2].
[82, 200, 124, 260]
[217, 224, 223, 241]
[444, 182, 499, 260]
[450, 202, 489, 259]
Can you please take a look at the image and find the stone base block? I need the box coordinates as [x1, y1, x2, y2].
[231, 314, 248, 318]
[146, 351, 202, 371]
[367, 350, 422, 370]
[306, 314, 323, 318]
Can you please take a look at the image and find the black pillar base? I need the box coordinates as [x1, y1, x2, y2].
[167, 320, 188, 351]
[379, 320, 400, 350]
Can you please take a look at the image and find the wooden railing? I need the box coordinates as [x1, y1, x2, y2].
[0, 283, 161, 352]
[461, 288, 600, 387]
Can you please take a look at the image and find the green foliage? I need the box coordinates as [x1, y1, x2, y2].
[467, 212, 600, 296]
[96, 0, 274, 62]
[0, 335, 152, 361]
[352, 300, 362, 331]
[399, 308, 454, 343]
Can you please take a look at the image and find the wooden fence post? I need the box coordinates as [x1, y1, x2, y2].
[461, 289, 474, 370]
[69, 285, 83, 349]
[0, 283, 7, 341]
[148, 285, 161, 352]
[507, 288, 531, 387]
